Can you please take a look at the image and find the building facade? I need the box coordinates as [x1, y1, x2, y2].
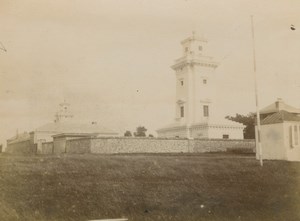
[256, 99, 300, 161]
[157, 33, 244, 139]
[6, 101, 119, 154]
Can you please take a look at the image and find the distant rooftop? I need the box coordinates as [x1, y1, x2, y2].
[35, 122, 118, 135]
[261, 110, 300, 125]
[181, 31, 208, 44]
[260, 98, 300, 115]
[7, 132, 30, 144]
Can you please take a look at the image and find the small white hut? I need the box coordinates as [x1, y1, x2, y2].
[257, 99, 300, 161]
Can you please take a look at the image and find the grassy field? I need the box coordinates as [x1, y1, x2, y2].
[0, 153, 299, 221]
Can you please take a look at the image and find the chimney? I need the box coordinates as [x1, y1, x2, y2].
[275, 98, 283, 110]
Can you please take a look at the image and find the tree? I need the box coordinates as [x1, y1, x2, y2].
[225, 113, 255, 139]
[148, 134, 154, 138]
[134, 126, 147, 137]
[124, 130, 132, 137]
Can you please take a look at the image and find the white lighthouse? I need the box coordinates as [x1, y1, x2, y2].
[157, 32, 245, 139]
[54, 100, 74, 123]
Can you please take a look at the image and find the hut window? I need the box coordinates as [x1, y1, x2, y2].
[289, 126, 293, 148]
[294, 125, 298, 146]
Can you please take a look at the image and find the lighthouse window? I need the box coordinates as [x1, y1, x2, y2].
[203, 79, 207, 84]
[223, 134, 229, 139]
[180, 80, 184, 86]
[180, 106, 184, 118]
[203, 105, 209, 117]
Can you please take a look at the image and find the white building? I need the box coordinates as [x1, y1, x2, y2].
[157, 33, 244, 139]
[6, 101, 119, 154]
[256, 99, 300, 161]
[33, 101, 119, 152]
[54, 100, 74, 123]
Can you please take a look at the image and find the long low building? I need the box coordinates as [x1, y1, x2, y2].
[6, 101, 119, 154]
[34, 122, 119, 153]
[6, 132, 35, 154]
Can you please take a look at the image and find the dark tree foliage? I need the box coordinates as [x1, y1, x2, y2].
[148, 134, 154, 138]
[134, 126, 147, 137]
[124, 130, 132, 137]
[225, 113, 255, 139]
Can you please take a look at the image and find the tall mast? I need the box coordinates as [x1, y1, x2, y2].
[251, 15, 263, 166]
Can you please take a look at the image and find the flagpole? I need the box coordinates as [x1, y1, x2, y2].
[251, 15, 263, 166]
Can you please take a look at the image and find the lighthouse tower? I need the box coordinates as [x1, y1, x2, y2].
[54, 100, 73, 123]
[173, 32, 218, 128]
[157, 32, 244, 139]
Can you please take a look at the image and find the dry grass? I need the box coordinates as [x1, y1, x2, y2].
[0, 153, 299, 221]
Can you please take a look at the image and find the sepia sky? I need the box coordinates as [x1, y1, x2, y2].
[1, 0, 300, 145]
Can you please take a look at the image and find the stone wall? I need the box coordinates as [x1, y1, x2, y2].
[41, 142, 54, 154]
[65, 138, 91, 154]
[192, 139, 255, 153]
[53, 137, 67, 154]
[66, 137, 255, 154]
[6, 140, 36, 154]
[90, 138, 189, 154]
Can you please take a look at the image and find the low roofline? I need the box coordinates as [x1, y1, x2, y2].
[181, 36, 208, 44]
[259, 99, 300, 115]
[52, 132, 119, 138]
[52, 133, 99, 138]
[260, 110, 300, 125]
[157, 122, 245, 132]
[171, 59, 219, 70]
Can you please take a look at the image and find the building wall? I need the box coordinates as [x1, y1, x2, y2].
[41, 142, 54, 154]
[193, 65, 216, 124]
[193, 139, 255, 153]
[34, 131, 57, 153]
[65, 138, 91, 154]
[175, 69, 188, 120]
[257, 123, 286, 160]
[158, 125, 244, 139]
[283, 122, 300, 161]
[189, 125, 209, 138]
[208, 126, 244, 140]
[53, 137, 67, 154]
[65, 137, 255, 154]
[34, 131, 57, 144]
[6, 132, 36, 154]
[90, 138, 189, 154]
[6, 140, 36, 154]
[157, 127, 188, 138]
[257, 122, 300, 161]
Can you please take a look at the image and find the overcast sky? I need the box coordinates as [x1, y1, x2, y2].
[1, 0, 300, 145]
